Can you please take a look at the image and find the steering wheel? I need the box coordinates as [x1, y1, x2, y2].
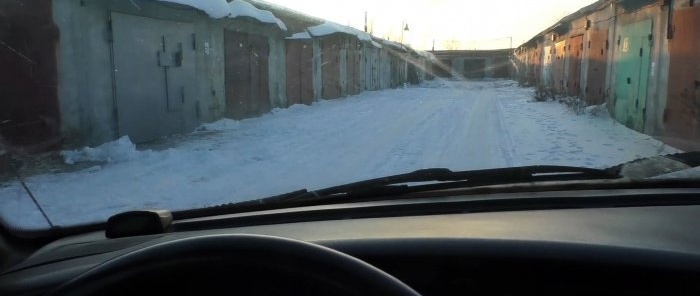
[47, 234, 422, 296]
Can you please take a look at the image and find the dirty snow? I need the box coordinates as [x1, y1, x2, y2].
[0, 80, 679, 230]
[307, 22, 372, 41]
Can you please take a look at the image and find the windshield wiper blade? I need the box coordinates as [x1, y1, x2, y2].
[173, 166, 619, 220]
[288, 165, 620, 201]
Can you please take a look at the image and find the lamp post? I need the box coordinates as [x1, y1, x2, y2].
[401, 21, 410, 44]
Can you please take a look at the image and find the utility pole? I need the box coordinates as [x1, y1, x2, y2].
[432, 39, 435, 52]
[510, 36, 513, 49]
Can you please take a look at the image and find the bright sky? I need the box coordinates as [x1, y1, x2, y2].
[263, 0, 597, 50]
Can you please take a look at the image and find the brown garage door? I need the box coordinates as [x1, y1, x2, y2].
[346, 39, 362, 95]
[224, 31, 270, 119]
[665, 5, 700, 147]
[567, 35, 584, 96]
[585, 30, 609, 105]
[552, 41, 567, 94]
[285, 39, 314, 106]
[321, 35, 342, 99]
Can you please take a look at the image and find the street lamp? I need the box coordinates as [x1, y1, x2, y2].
[401, 21, 409, 44]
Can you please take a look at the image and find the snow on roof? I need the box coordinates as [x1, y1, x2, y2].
[156, 0, 231, 18]
[228, 0, 287, 31]
[370, 41, 383, 48]
[156, 0, 287, 31]
[286, 31, 311, 40]
[375, 38, 408, 52]
[412, 49, 436, 61]
[307, 22, 372, 41]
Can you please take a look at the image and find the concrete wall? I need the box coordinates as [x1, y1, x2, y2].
[431, 50, 514, 79]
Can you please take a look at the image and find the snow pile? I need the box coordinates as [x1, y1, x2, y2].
[197, 118, 240, 131]
[61, 136, 140, 165]
[228, 0, 287, 31]
[307, 22, 372, 41]
[585, 103, 609, 118]
[157, 0, 286, 31]
[653, 166, 700, 179]
[156, 0, 230, 18]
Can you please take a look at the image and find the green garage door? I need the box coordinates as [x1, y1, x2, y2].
[613, 19, 652, 131]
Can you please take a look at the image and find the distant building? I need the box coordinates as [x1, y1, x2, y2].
[430, 49, 514, 79]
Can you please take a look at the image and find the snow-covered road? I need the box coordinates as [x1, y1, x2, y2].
[0, 80, 679, 229]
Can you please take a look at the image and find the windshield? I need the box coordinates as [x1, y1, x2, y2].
[0, 0, 698, 231]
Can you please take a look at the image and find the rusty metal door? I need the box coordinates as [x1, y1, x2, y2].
[321, 36, 341, 99]
[286, 39, 314, 106]
[666, 5, 700, 143]
[345, 39, 361, 95]
[286, 40, 302, 106]
[567, 35, 584, 96]
[111, 13, 196, 143]
[224, 31, 251, 119]
[351, 42, 363, 94]
[533, 47, 541, 84]
[224, 31, 269, 119]
[249, 34, 270, 116]
[552, 41, 567, 94]
[0, 0, 60, 146]
[542, 45, 552, 87]
[585, 30, 609, 105]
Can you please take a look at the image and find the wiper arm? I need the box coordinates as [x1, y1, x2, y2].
[289, 165, 620, 201]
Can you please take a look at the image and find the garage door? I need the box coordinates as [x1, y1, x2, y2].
[110, 13, 197, 143]
[613, 19, 652, 131]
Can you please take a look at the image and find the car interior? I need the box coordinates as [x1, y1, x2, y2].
[2, 182, 700, 296]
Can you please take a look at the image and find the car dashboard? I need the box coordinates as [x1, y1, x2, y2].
[2, 190, 700, 295]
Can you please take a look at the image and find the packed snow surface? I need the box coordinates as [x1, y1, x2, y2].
[0, 80, 680, 230]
